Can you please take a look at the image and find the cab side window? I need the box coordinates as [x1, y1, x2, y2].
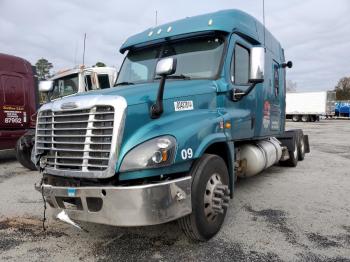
[97, 74, 110, 89]
[231, 44, 250, 85]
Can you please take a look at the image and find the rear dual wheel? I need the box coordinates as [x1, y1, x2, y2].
[301, 115, 309, 122]
[178, 154, 230, 241]
[281, 132, 305, 167]
[281, 140, 298, 167]
[298, 134, 305, 161]
[292, 115, 300, 122]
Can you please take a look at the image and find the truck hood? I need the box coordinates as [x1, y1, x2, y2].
[73, 79, 217, 106]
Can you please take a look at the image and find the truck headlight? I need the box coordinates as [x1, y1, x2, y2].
[120, 136, 176, 172]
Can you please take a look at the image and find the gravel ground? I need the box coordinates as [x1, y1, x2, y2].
[0, 120, 349, 261]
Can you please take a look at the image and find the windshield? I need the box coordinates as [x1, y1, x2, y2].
[51, 73, 79, 99]
[116, 35, 225, 85]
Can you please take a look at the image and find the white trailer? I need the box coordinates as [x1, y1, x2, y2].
[286, 91, 336, 122]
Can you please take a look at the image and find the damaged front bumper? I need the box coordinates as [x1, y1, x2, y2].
[35, 176, 192, 226]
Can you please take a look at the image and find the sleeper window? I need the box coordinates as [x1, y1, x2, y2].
[273, 64, 279, 96]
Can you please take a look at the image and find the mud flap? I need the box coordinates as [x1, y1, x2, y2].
[303, 135, 310, 153]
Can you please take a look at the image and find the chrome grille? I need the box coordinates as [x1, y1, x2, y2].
[36, 106, 115, 172]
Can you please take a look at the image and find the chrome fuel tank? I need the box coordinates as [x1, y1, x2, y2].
[237, 138, 282, 177]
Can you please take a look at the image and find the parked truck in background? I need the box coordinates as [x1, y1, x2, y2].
[286, 91, 336, 122]
[335, 101, 350, 118]
[16, 66, 117, 170]
[47, 66, 117, 102]
[0, 53, 39, 156]
[34, 10, 310, 241]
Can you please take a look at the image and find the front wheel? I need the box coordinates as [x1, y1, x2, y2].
[15, 137, 37, 171]
[178, 154, 230, 241]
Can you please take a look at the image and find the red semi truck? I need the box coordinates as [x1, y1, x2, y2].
[0, 53, 38, 168]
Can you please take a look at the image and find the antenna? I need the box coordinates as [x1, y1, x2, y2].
[263, 0, 266, 48]
[155, 10, 158, 26]
[73, 40, 78, 67]
[82, 33, 87, 66]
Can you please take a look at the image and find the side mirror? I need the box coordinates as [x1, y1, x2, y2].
[39, 80, 54, 103]
[282, 61, 293, 69]
[156, 57, 177, 76]
[150, 57, 177, 119]
[39, 80, 54, 92]
[249, 47, 265, 83]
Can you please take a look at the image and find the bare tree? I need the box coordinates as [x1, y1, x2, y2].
[335, 77, 350, 100]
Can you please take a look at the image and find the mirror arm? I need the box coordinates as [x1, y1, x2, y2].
[231, 81, 261, 101]
[150, 75, 166, 119]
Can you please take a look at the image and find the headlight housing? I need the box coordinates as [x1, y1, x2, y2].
[120, 136, 176, 172]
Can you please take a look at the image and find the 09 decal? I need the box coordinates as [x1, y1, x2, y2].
[181, 148, 193, 160]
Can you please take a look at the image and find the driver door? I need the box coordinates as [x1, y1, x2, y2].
[226, 34, 257, 140]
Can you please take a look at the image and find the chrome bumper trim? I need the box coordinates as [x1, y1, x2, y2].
[36, 176, 192, 226]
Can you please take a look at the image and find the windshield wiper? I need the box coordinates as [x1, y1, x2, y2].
[115, 82, 135, 86]
[155, 74, 191, 80]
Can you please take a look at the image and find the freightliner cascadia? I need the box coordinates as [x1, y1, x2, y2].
[34, 10, 310, 241]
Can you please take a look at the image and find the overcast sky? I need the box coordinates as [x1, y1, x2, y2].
[1, 0, 349, 91]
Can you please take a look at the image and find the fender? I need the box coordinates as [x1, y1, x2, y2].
[116, 107, 226, 175]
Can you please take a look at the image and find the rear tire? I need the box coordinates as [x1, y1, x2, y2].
[292, 115, 300, 122]
[298, 134, 305, 161]
[178, 154, 230, 241]
[15, 137, 37, 171]
[280, 140, 298, 167]
[301, 115, 309, 122]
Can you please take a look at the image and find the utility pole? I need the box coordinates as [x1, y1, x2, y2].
[74, 40, 78, 67]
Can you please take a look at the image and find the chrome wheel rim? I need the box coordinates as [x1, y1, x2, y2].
[203, 173, 230, 222]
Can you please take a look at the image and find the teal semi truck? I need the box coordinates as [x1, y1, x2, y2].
[34, 10, 309, 241]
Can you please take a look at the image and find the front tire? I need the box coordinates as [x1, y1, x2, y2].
[178, 154, 230, 241]
[15, 137, 37, 171]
